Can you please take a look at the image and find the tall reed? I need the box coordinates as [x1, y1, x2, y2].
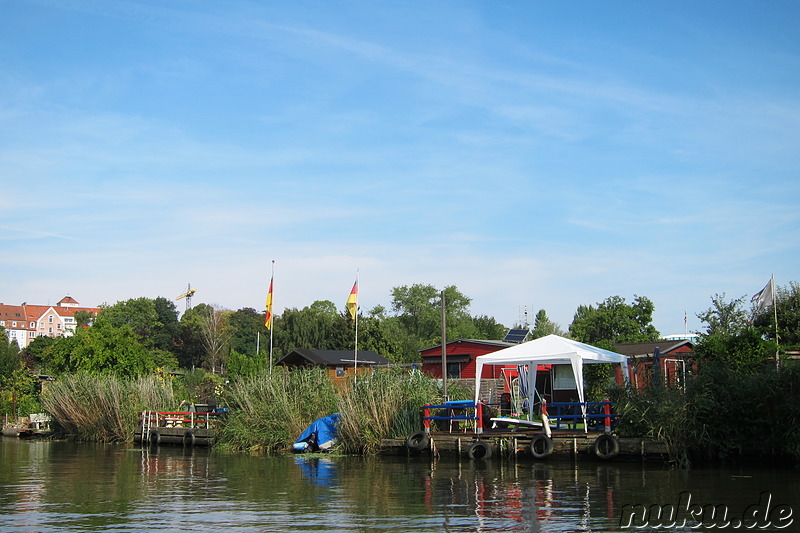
[336, 368, 440, 454]
[610, 361, 800, 466]
[42, 372, 174, 442]
[219, 367, 338, 454]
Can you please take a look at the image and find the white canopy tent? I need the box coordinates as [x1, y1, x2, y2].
[473, 334, 630, 425]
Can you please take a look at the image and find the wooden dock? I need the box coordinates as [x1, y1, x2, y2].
[134, 410, 219, 447]
[381, 430, 668, 461]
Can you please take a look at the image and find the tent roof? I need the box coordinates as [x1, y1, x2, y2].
[474, 334, 628, 366]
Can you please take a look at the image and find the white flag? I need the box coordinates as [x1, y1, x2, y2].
[751, 277, 774, 312]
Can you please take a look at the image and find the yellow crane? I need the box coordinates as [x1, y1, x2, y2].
[176, 283, 196, 311]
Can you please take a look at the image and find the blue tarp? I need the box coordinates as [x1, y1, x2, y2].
[292, 414, 339, 453]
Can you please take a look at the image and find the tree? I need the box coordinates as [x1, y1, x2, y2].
[197, 305, 233, 374]
[0, 327, 22, 386]
[389, 284, 476, 358]
[753, 281, 800, 349]
[272, 300, 350, 358]
[569, 295, 659, 345]
[37, 324, 167, 377]
[228, 307, 268, 357]
[94, 296, 180, 352]
[531, 309, 564, 339]
[697, 293, 748, 337]
[696, 293, 775, 373]
[175, 303, 210, 370]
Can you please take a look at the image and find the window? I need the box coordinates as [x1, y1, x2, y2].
[446, 362, 461, 379]
[553, 365, 577, 390]
[65, 317, 74, 323]
[29, 331, 35, 338]
[12, 321, 16, 328]
[335, 366, 345, 377]
[57, 324, 62, 330]
[30, 322, 35, 328]
[49, 315, 54, 323]
[48, 327, 53, 333]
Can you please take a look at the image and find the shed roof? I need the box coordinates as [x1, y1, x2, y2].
[276, 349, 390, 367]
[612, 340, 693, 358]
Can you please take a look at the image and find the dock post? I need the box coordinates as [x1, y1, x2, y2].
[603, 399, 611, 434]
[476, 402, 483, 434]
[423, 406, 431, 433]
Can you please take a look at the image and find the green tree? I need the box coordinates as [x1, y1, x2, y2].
[470, 314, 508, 341]
[0, 327, 22, 386]
[175, 303, 210, 370]
[389, 284, 475, 358]
[530, 309, 565, 339]
[37, 324, 167, 377]
[569, 295, 659, 346]
[73, 310, 94, 328]
[696, 293, 775, 373]
[272, 300, 350, 358]
[697, 293, 748, 337]
[95, 296, 180, 352]
[753, 281, 800, 349]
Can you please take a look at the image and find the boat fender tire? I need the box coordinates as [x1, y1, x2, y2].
[529, 434, 554, 459]
[405, 431, 430, 452]
[183, 430, 196, 447]
[467, 441, 492, 460]
[593, 434, 619, 460]
[149, 430, 161, 446]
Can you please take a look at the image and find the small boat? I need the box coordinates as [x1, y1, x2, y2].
[293, 414, 339, 453]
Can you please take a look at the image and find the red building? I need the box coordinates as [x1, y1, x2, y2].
[420, 339, 516, 380]
[612, 340, 694, 389]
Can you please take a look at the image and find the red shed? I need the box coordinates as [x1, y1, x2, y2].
[420, 339, 516, 380]
[612, 340, 695, 389]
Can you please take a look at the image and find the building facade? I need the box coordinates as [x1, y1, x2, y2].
[0, 296, 100, 349]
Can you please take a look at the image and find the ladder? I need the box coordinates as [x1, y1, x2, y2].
[141, 410, 154, 442]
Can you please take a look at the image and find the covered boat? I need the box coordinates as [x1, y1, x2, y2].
[293, 414, 339, 453]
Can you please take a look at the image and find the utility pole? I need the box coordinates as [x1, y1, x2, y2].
[441, 289, 447, 401]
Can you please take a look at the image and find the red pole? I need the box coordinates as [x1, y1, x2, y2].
[476, 402, 483, 434]
[604, 399, 611, 433]
[423, 406, 431, 433]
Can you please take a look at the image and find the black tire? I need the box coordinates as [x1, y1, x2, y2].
[405, 431, 430, 452]
[182, 430, 196, 447]
[467, 441, 492, 460]
[529, 434, 554, 459]
[149, 430, 161, 446]
[593, 434, 619, 460]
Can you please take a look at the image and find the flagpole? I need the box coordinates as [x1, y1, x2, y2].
[354, 270, 359, 384]
[772, 274, 780, 368]
[269, 260, 275, 375]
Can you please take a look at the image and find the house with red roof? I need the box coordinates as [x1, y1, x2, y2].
[0, 296, 100, 349]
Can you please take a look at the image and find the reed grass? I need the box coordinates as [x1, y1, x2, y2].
[41, 372, 174, 442]
[335, 368, 440, 454]
[218, 367, 338, 454]
[610, 361, 800, 466]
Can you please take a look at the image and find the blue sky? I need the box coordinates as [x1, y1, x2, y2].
[2, 0, 798, 336]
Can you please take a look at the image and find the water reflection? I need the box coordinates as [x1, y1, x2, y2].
[1, 437, 798, 532]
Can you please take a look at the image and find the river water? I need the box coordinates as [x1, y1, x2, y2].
[1, 437, 798, 532]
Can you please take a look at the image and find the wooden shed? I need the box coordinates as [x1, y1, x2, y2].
[276, 349, 390, 381]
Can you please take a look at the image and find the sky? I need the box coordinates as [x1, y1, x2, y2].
[2, 0, 799, 337]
